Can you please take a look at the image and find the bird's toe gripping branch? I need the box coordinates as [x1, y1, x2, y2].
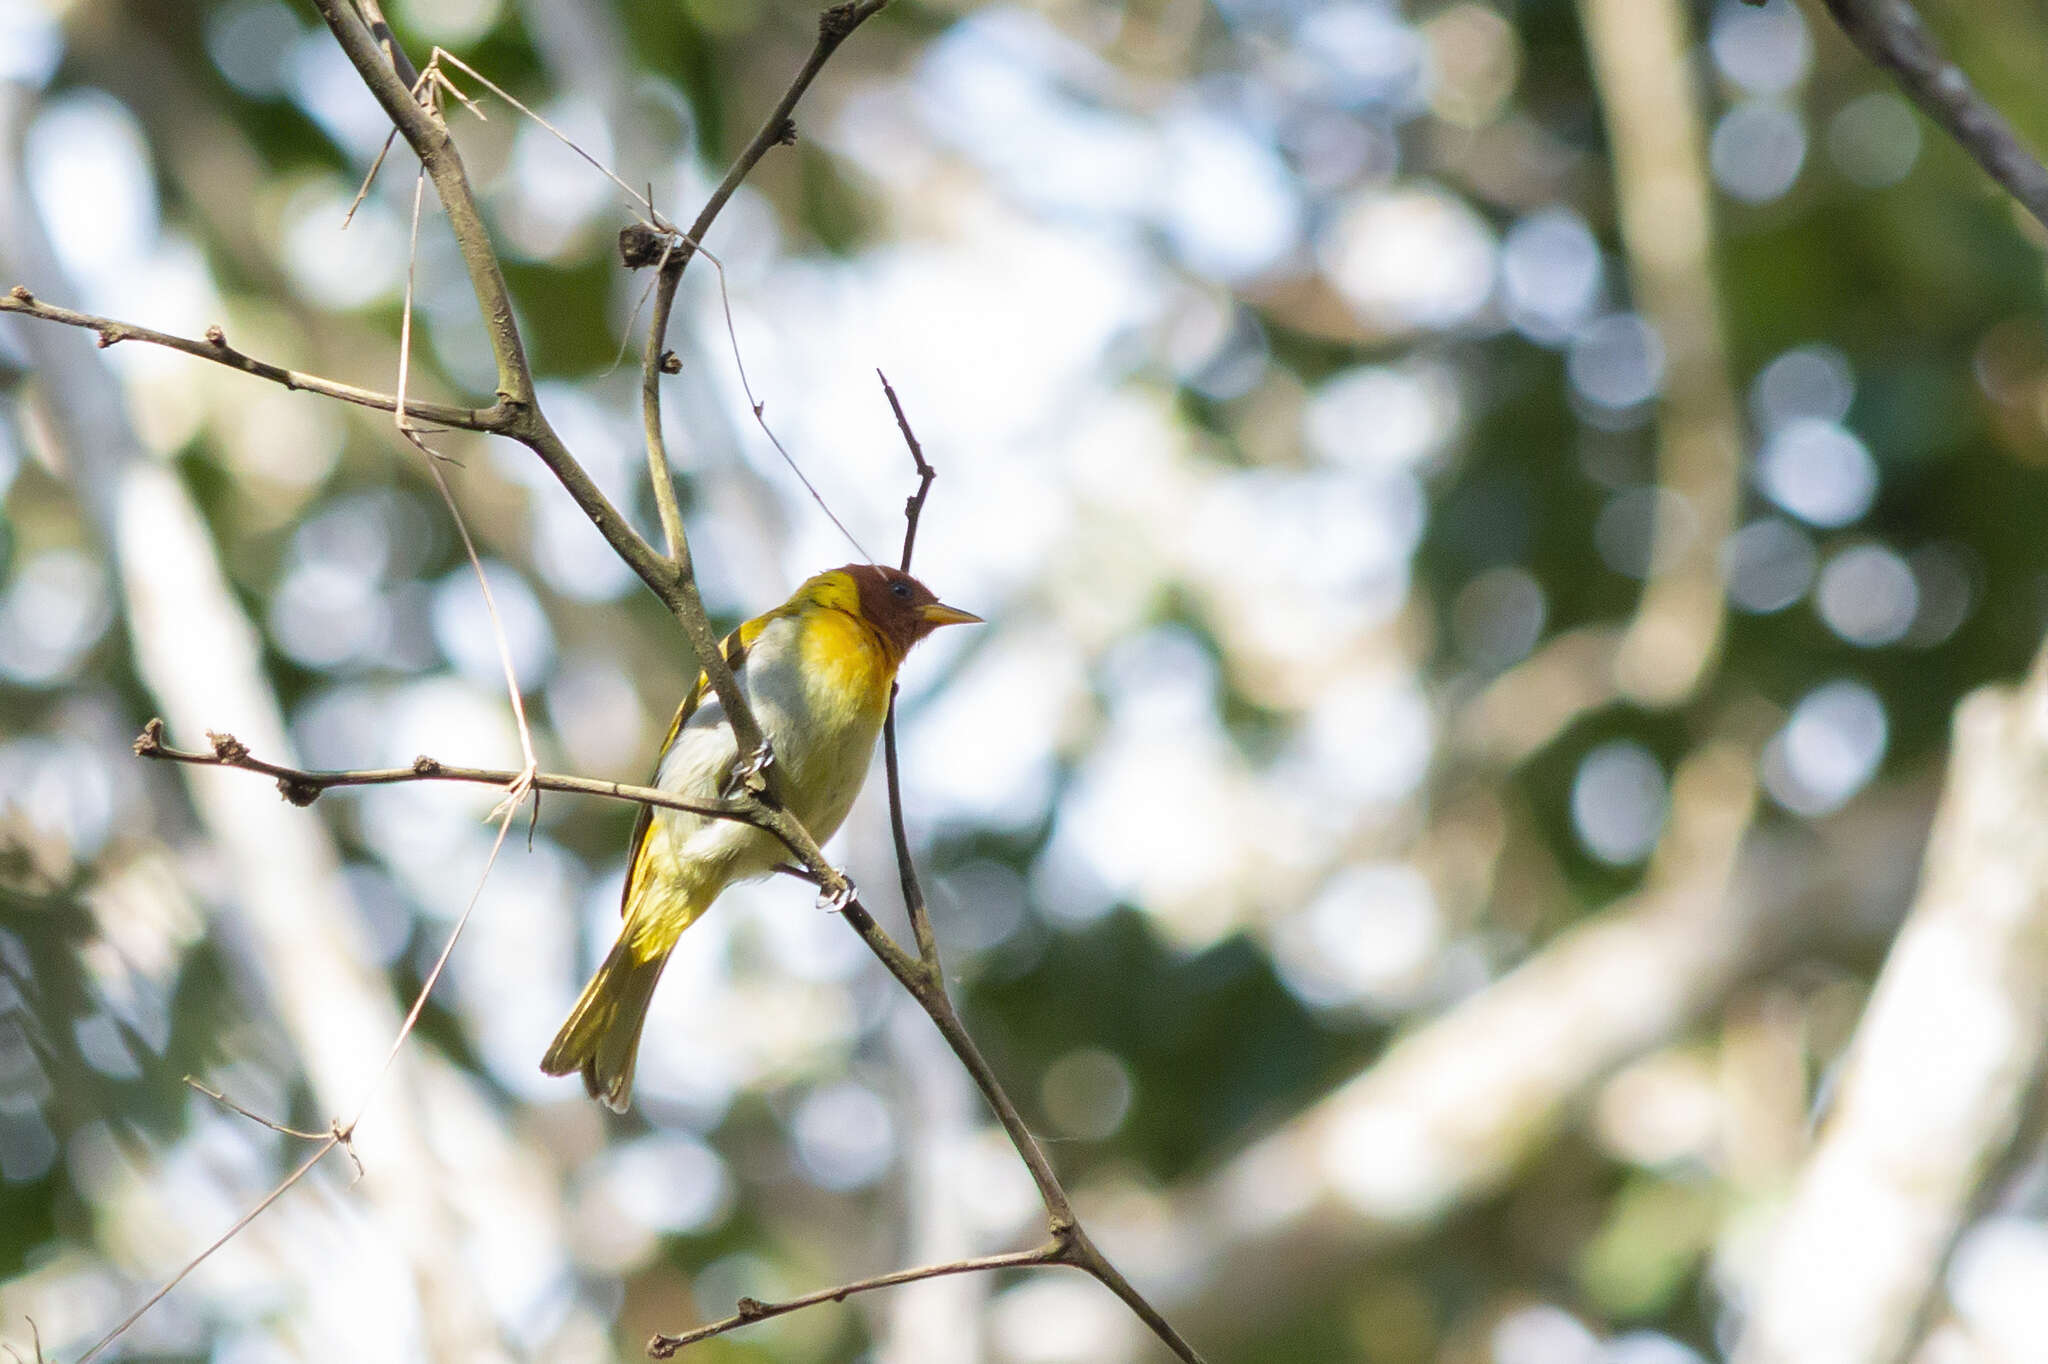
[725, 738, 776, 799]
[816, 874, 857, 915]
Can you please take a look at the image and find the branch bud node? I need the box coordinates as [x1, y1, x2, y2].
[8, 285, 31, 303]
[618, 222, 666, 269]
[277, 776, 322, 807]
[412, 755, 442, 776]
[207, 731, 249, 763]
[204, 324, 227, 346]
[659, 350, 681, 375]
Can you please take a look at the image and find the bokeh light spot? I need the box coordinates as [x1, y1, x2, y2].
[1763, 679, 1887, 816]
[791, 1081, 895, 1192]
[1040, 1048, 1134, 1140]
[1816, 543, 1918, 647]
[1756, 418, 1877, 528]
[1828, 91, 1921, 188]
[1711, 101, 1807, 204]
[1721, 517, 1817, 614]
[1571, 741, 1668, 866]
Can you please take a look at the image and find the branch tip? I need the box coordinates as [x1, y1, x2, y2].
[133, 718, 166, 756]
[819, 2, 863, 40]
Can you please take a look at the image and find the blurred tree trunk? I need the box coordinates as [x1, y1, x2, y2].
[1736, 646, 2048, 1364]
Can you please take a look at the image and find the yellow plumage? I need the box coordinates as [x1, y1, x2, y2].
[542, 564, 979, 1111]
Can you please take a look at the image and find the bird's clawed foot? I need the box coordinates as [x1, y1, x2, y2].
[816, 875, 857, 914]
[724, 739, 775, 798]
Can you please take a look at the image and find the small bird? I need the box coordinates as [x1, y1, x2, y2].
[542, 563, 981, 1110]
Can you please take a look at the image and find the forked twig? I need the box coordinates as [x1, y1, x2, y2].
[184, 1077, 362, 1176]
[649, 1242, 1067, 1356]
[878, 369, 936, 574]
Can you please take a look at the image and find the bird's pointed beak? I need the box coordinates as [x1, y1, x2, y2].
[918, 601, 983, 628]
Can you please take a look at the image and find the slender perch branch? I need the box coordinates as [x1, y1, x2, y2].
[878, 369, 936, 575]
[878, 371, 941, 965]
[649, 1242, 1066, 1356]
[0, 287, 497, 429]
[1818, 0, 2048, 233]
[130, 718, 779, 834]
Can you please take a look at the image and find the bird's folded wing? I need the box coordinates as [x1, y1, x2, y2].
[617, 614, 776, 915]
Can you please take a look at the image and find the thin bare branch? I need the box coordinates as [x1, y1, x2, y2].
[881, 702, 937, 967]
[186, 1076, 367, 1182]
[0, 286, 496, 429]
[430, 46, 667, 229]
[184, 1077, 340, 1147]
[706, 255, 873, 561]
[638, 235, 694, 563]
[131, 718, 774, 834]
[674, 3, 888, 281]
[838, 944, 1204, 1361]
[647, 1242, 1064, 1356]
[1818, 0, 2048, 233]
[877, 369, 935, 574]
[97, 764, 531, 1363]
[878, 372, 941, 963]
[349, 0, 420, 90]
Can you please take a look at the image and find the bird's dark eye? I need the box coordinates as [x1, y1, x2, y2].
[890, 581, 912, 599]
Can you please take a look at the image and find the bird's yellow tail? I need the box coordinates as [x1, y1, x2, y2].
[542, 935, 672, 1113]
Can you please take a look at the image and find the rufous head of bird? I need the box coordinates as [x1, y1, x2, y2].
[828, 562, 982, 659]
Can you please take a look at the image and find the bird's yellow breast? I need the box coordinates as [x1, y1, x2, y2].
[795, 605, 896, 725]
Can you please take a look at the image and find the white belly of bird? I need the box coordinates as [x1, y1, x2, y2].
[649, 613, 887, 893]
